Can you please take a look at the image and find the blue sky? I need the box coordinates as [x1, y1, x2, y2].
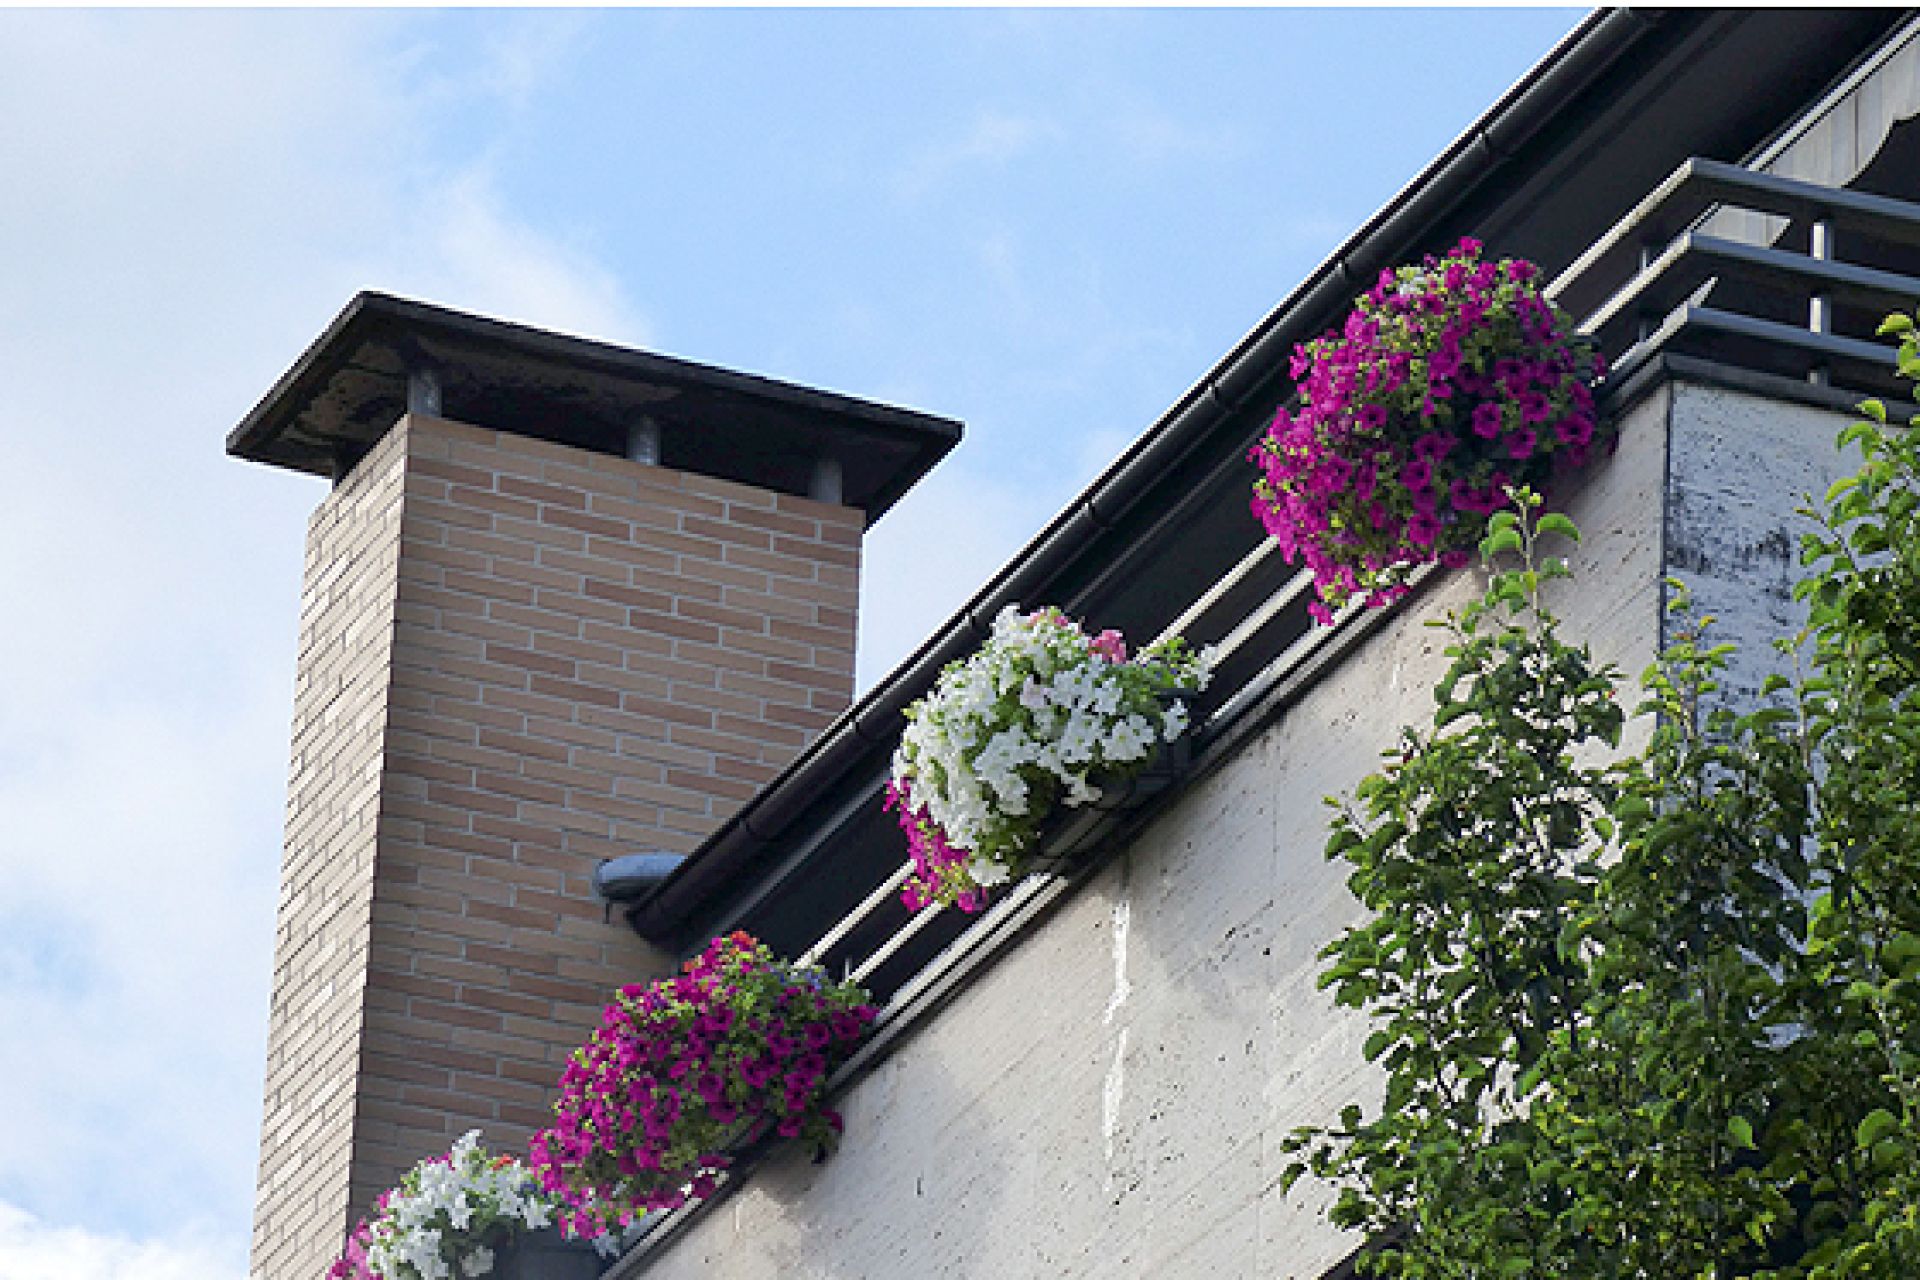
[0, 8, 1579, 1275]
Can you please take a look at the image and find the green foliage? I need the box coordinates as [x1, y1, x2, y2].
[1286, 316, 1920, 1278]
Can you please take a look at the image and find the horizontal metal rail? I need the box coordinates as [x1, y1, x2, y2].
[1580, 231, 1920, 355]
[797, 861, 911, 969]
[1549, 156, 1920, 319]
[848, 891, 947, 983]
[1608, 303, 1907, 393]
[1208, 564, 1314, 668]
[1155, 536, 1280, 647]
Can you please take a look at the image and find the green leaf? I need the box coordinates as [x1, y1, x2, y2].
[1279, 1161, 1307, 1195]
[1856, 1109, 1898, 1148]
[1535, 512, 1581, 544]
[1482, 528, 1524, 559]
[1728, 1116, 1755, 1150]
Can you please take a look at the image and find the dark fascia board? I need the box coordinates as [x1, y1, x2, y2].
[225, 292, 962, 524]
[626, 6, 1911, 943]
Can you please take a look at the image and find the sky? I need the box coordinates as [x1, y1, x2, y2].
[0, 7, 1580, 1276]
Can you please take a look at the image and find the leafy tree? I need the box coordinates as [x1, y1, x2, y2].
[1284, 315, 1920, 1277]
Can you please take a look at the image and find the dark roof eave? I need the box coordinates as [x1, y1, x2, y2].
[227, 292, 963, 524]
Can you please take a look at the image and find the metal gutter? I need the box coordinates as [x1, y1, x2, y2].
[623, 6, 1666, 942]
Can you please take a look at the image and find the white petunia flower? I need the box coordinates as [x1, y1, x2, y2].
[891, 606, 1209, 908]
[970, 855, 1011, 886]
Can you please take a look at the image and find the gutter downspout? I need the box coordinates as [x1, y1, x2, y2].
[626, 6, 1665, 945]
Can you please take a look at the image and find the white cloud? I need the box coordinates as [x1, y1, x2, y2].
[354, 167, 652, 348]
[1097, 95, 1241, 167]
[0, 1202, 240, 1280]
[0, 7, 648, 1264]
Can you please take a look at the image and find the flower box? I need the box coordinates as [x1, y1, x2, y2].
[1023, 691, 1197, 874]
[486, 1229, 607, 1280]
[887, 608, 1211, 911]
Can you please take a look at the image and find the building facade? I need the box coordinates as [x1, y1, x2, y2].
[238, 9, 1920, 1278]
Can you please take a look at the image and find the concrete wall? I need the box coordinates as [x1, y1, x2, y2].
[1662, 381, 1862, 709]
[622, 386, 1679, 1280]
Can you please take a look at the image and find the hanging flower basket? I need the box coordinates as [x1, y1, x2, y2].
[329, 1131, 575, 1280]
[529, 932, 877, 1238]
[1249, 237, 1610, 623]
[886, 606, 1212, 913]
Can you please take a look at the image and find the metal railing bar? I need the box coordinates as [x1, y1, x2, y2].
[848, 892, 947, 984]
[1603, 302, 1903, 408]
[1548, 156, 1708, 305]
[1673, 305, 1902, 368]
[1152, 536, 1280, 647]
[1550, 156, 1920, 318]
[1206, 564, 1314, 667]
[1580, 231, 1920, 352]
[1207, 586, 1370, 730]
[798, 860, 913, 968]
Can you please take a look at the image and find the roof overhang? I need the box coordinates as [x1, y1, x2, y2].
[226, 292, 962, 524]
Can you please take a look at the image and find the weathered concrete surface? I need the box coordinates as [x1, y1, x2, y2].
[1663, 382, 1863, 710]
[626, 391, 1674, 1279]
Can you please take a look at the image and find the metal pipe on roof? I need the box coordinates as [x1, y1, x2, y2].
[622, 6, 1669, 945]
[625, 419, 662, 465]
[593, 854, 688, 903]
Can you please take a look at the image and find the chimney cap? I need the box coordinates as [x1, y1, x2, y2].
[226, 292, 962, 522]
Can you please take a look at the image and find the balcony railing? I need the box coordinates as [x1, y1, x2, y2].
[1549, 156, 1920, 404]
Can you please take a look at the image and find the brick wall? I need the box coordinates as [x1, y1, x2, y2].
[251, 413, 863, 1279]
[251, 422, 408, 1280]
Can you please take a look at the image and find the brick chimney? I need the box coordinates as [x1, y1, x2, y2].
[230, 294, 959, 1280]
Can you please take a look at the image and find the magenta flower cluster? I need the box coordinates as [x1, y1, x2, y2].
[1250, 237, 1609, 622]
[886, 776, 981, 912]
[529, 931, 877, 1238]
